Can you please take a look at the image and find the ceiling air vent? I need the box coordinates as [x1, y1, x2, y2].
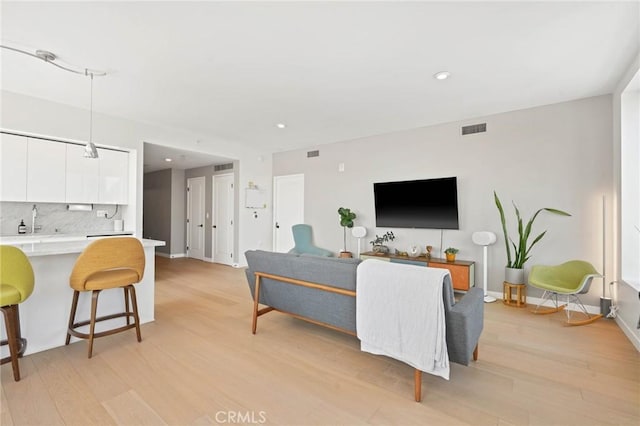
[307, 150, 320, 158]
[214, 163, 233, 171]
[461, 123, 487, 135]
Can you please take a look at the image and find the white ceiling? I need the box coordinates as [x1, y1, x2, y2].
[2, 1, 639, 168]
[143, 143, 232, 173]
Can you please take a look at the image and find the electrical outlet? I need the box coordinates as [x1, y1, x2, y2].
[96, 210, 108, 218]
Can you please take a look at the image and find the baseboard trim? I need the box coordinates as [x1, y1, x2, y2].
[155, 252, 186, 259]
[615, 315, 640, 352]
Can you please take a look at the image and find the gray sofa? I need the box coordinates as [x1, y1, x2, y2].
[244, 249, 484, 366]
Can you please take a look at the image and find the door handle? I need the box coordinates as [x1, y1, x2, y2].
[213, 225, 217, 229]
[275, 222, 280, 229]
[198, 224, 203, 228]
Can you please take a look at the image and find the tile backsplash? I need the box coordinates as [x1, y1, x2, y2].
[0, 202, 124, 235]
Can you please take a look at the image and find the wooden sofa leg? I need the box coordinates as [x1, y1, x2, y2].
[252, 276, 262, 334]
[473, 344, 479, 361]
[414, 369, 422, 402]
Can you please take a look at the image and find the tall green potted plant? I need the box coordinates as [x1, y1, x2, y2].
[494, 191, 571, 284]
[338, 207, 356, 258]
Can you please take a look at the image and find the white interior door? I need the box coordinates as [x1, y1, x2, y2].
[273, 174, 304, 253]
[213, 174, 235, 265]
[187, 176, 206, 260]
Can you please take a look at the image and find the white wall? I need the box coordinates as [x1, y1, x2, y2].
[613, 53, 640, 351]
[0, 90, 273, 262]
[273, 95, 614, 307]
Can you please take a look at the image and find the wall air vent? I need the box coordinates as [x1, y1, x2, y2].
[461, 123, 487, 135]
[307, 150, 320, 158]
[214, 163, 234, 171]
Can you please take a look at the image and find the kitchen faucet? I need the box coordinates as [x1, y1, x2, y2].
[31, 204, 39, 234]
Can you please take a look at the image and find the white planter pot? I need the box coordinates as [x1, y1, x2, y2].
[505, 267, 525, 285]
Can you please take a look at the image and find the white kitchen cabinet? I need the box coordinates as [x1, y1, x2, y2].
[99, 148, 128, 204]
[26, 138, 66, 202]
[0, 133, 28, 201]
[65, 144, 100, 203]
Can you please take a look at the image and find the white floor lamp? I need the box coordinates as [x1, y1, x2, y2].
[472, 231, 497, 303]
[352, 226, 367, 259]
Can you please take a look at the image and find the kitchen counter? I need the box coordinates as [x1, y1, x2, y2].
[0, 230, 135, 245]
[0, 236, 165, 356]
[3, 237, 162, 257]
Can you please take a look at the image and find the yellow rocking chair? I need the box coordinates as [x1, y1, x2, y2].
[528, 260, 603, 326]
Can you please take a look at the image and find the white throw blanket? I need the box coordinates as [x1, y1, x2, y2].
[356, 259, 450, 380]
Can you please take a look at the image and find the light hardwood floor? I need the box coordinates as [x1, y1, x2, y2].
[2, 257, 639, 425]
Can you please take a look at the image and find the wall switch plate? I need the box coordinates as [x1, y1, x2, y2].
[96, 210, 108, 218]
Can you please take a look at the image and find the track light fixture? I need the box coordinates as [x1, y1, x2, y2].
[1, 44, 106, 158]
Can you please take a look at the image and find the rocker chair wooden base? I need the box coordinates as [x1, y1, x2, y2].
[531, 304, 566, 315]
[565, 312, 603, 326]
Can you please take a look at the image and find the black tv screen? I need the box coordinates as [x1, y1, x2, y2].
[373, 177, 459, 229]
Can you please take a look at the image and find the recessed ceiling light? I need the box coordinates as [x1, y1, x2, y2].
[164, 158, 172, 162]
[434, 71, 451, 80]
[276, 123, 286, 129]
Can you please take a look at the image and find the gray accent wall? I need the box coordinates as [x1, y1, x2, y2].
[143, 169, 172, 254]
[143, 168, 186, 256]
[273, 95, 614, 308]
[171, 169, 186, 255]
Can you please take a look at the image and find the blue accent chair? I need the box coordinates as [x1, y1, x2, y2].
[288, 224, 333, 257]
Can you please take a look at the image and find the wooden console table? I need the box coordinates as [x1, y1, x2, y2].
[360, 252, 475, 291]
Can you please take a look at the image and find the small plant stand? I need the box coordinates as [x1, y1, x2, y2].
[503, 281, 527, 307]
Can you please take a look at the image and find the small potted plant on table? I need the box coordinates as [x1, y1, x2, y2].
[444, 247, 459, 262]
[370, 231, 395, 254]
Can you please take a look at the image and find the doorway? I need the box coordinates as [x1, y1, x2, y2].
[186, 176, 206, 260]
[212, 173, 235, 265]
[273, 174, 304, 253]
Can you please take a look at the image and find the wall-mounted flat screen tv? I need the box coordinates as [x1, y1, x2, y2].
[373, 177, 459, 229]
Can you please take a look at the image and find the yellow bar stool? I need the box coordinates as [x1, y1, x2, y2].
[0, 245, 35, 381]
[65, 237, 145, 358]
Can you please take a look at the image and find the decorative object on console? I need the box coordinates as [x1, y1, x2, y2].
[370, 231, 395, 254]
[338, 207, 357, 258]
[351, 226, 367, 259]
[408, 245, 421, 258]
[472, 231, 498, 303]
[444, 247, 459, 262]
[494, 191, 571, 285]
[425, 245, 433, 259]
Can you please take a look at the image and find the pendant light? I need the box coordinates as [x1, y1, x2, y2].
[84, 70, 99, 158]
[0, 45, 106, 158]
